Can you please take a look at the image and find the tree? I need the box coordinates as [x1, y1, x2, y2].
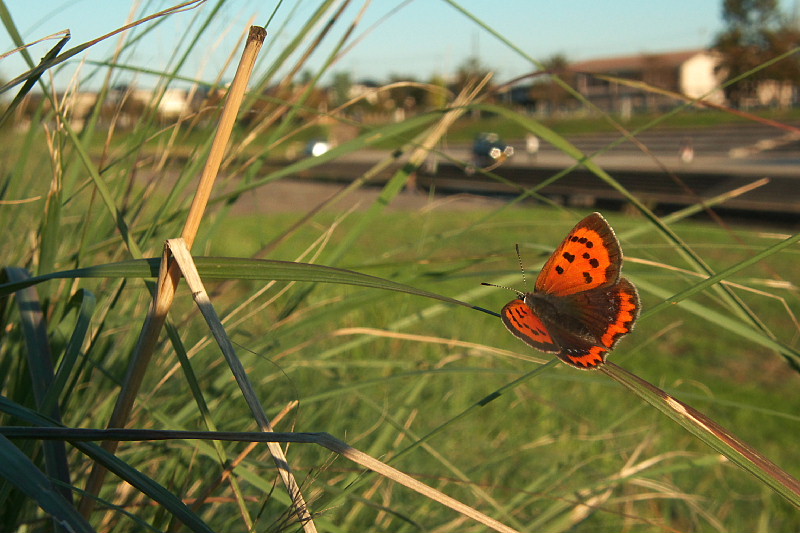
[452, 56, 493, 94]
[424, 74, 449, 110]
[387, 74, 427, 113]
[529, 54, 576, 115]
[331, 71, 352, 107]
[450, 57, 493, 118]
[713, 0, 800, 105]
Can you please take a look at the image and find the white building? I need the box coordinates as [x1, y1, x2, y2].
[570, 49, 726, 114]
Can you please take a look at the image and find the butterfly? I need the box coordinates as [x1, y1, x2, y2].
[487, 212, 639, 369]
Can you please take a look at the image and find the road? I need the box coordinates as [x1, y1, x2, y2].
[443, 121, 800, 176]
[293, 122, 800, 221]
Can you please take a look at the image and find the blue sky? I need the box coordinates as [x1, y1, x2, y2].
[1, 0, 724, 90]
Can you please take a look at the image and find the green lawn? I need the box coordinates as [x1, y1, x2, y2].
[198, 207, 800, 530]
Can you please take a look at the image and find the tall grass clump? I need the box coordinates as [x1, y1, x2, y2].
[1, 1, 799, 531]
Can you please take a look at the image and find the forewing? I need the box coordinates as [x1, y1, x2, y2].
[535, 212, 622, 296]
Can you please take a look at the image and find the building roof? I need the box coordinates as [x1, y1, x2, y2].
[570, 49, 710, 73]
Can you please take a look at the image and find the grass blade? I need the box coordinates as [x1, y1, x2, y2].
[0, 435, 94, 533]
[0, 256, 485, 311]
[4, 267, 73, 504]
[602, 362, 800, 507]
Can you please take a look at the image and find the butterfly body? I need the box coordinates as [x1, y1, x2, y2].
[498, 213, 639, 369]
[523, 291, 599, 342]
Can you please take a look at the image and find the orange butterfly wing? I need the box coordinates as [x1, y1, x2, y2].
[546, 278, 640, 369]
[500, 299, 559, 353]
[535, 212, 622, 296]
[597, 278, 639, 350]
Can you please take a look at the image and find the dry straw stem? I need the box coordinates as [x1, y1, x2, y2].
[79, 26, 270, 516]
[168, 238, 316, 531]
[160, 237, 527, 531]
[621, 178, 770, 240]
[0, 29, 71, 61]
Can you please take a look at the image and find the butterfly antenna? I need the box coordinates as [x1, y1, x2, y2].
[480, 244, 529, 299]
[481, 282, 524, 298]
[515, 244, 529, 292]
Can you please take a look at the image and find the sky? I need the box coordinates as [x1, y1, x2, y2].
[0, 0, 725, 91]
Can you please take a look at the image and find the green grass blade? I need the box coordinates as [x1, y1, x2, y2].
[634, 276, 800, 368]
[162, 322, 252, 523]
[47, 289, 97, 415]
[0, 396, 217, 533]
[644, 230, 800, 317]
[60, 120, 143, 259]
[0, 257, 486, 311]
[0, 31, 70, 128]
[5, 267, 73, 502]
[602, 362, 800, 507]
[0, 435, 95, 533]
[0, 1, 204, 95]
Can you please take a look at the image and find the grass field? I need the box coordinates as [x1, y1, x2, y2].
[1, 2, 800, 532]
[187, 207, 800, 530]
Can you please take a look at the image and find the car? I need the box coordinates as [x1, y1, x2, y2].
[472, 132, 514, 165]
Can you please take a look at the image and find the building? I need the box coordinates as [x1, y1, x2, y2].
[570, 49, 726, 115]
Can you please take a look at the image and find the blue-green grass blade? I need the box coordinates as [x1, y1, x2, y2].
[4, 267, 73, 502]
[0, 396, 216, 533]
[0, 257, 487, 312]
[44, 289, 97, 419]
[0, 435, 95, 533]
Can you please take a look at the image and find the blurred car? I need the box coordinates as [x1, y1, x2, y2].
[472, 132, 514, 166]
[305, 139, 331, 157]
